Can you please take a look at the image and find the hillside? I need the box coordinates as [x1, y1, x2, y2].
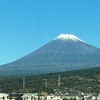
[0, 66, 100, 94]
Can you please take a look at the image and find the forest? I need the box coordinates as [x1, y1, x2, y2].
[0, 66, 100, 94]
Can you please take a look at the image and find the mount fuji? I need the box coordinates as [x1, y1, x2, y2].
[0, 34, 100, 75]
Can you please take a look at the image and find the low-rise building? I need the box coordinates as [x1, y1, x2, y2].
[0, 93, 9, 100]
[46, 95, 61, 100]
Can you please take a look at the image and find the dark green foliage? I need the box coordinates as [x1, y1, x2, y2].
[0, 67, 100, 93]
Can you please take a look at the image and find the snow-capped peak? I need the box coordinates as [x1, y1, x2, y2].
[54, 34, 84, 42]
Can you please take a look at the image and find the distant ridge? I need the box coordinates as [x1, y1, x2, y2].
[0, 34, 100, 76]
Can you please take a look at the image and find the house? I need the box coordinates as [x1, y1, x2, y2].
[61, 95, 78, 100]
[22, 93, 47, 100]
[0, 93, 9, 100]
[46, 95, 61, 100]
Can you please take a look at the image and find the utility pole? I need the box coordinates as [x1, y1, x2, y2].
[58, 75, 60, 88]
[43, 79, 47, 88]
[23, 77, 25, 89]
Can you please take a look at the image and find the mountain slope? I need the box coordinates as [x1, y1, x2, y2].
[0, 34, 100, 75]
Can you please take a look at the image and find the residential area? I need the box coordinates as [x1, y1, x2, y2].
[0, 92, 100, 100]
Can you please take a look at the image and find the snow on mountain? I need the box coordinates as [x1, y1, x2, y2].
[54, 34, 85, 42]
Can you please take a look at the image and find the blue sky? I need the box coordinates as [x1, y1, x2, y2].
[0, 0, 100, 65]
